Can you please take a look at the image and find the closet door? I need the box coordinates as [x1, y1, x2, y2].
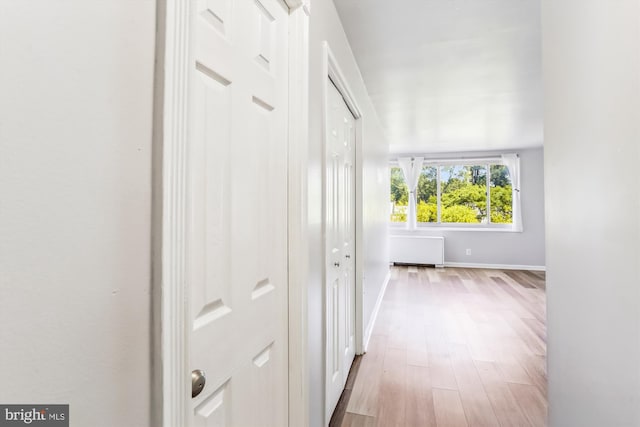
[325, 78, 357, 420]
[188, 0, 290, 426]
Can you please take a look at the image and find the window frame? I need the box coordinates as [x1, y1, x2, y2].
[389, 157, 517, 231]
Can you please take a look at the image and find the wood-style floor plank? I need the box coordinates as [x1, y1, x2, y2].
[405, 365, 438, 427]
[433, 388, 469, 427]
[346, 335, 386, 416]
[504, 270, 536, 289]
[518, 354, 548, 397]
[406, 317, 429, 367]
[376, 347, 407, 426]
[337, 266, 547, 427]
[475, 360, 531, 427]
[426, 321, 459, 390]
[331, 356, 365, 427]
[342, 412, 376, 427]
[449, 343, 500, 426]
[509, 383, 548, 427]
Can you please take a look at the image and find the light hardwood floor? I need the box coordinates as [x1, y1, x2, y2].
[333, 266, 547, 427]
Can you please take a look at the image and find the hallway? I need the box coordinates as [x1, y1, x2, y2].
[334, 266, 547, 427]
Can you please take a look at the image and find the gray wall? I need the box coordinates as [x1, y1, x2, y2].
[0, 2, 156, 426]
[391, 147, 546, 268]
[308, 2, 390, 426]
[543, 0, 640, 426]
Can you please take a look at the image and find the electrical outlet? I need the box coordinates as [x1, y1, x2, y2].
[466, 248, 472, 256]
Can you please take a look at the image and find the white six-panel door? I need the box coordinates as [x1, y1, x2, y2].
[326, 78, 357, 420]
[187, 0, 289, 425]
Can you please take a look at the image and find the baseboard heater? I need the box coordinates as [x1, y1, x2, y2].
[390, 235, 444, 267]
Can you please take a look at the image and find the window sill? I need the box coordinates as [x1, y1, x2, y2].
[389, 224, 522, 233]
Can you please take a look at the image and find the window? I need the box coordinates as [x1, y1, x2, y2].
[390, 166, 408, 223]
[490, 165, 513, 224]
[416, 166, 437, 223]
[390, 157, 517, 229]
[440, 165, 488, 224]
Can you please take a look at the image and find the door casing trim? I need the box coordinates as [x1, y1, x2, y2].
[287, 3, 311, 427]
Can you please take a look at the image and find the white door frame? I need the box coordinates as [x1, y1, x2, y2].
[287, 2, 311, 427]
[322, 41, 365, 422]
[155, 1, 310, 426]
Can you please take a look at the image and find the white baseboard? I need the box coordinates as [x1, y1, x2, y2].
[444, 262, 546, 271]
[363, 270, 391, 352]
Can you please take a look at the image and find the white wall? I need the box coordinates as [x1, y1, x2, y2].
[543, 1, 640, 426]
[308, 2, 389, 425]
[0, 2, 156, 427]
[391, 147, 546, 269]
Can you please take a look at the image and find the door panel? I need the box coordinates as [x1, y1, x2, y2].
[188, 0, 289, 425]
[326, 79, 357, 419]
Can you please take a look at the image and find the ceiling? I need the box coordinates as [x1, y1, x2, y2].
[333, 0, 543, 154]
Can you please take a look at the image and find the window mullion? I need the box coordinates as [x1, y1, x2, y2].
[486, 164, 491, 224]
[436, 166, 441, 224]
